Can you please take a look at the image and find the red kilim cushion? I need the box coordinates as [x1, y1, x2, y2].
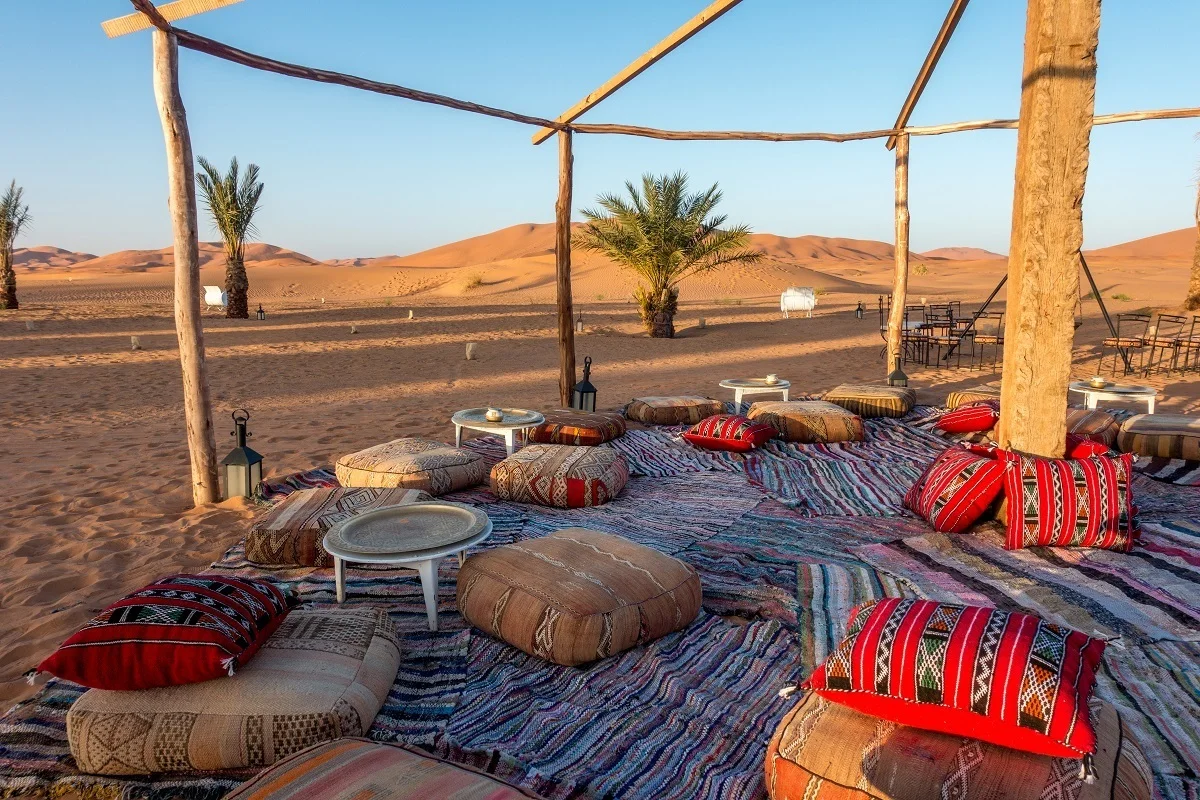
[903, 445, 1007, 533]
[490, 445, 629, 508]
[1065, 434, 1111, 459]
[681, 414, 776, 452]
[998, 449, 1136, 551]
[935, 401, 1000, 434]
[805, 598, 1107, 759]
[38, 574, 294, 691]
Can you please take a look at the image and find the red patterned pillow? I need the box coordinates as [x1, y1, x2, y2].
[805, 599, 1106, 759]
[903, 445, 1007, 533]
[935, 400, 1000, 434]
[1065, 434, 1110, 459]
[681, 414, 776, 452]
[998, 449, 1136, 551]
[37, 574, 295, 690]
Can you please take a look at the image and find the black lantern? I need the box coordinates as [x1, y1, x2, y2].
[886, 355, 909, 388]
[221, 409, 264, 499]
[572, 356, 597, 412]
[256, 304, 266, 320]
[855, 301, 865, 320]
[575, 310, 584, 333]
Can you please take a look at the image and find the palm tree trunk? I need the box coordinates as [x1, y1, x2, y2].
[0, 247, 17, 310]
[1187, 229, 1200, 311]
[225, 257, 249, 318]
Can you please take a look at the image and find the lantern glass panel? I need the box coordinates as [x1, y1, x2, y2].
[225, 464, 248, 499]
[250, 461, 262, 494]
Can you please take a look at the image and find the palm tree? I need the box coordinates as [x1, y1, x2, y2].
[1187, 177, 1200, 311]
[197, 156, 264, 319]
[578, 172, 762, 338]
[0, 181, 32, 311]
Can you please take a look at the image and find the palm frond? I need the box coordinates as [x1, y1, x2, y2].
[196, 156, 265, 262]
[0, 181, 32, 248]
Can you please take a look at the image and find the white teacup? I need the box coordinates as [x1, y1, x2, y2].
[765, 374, 779, 385]
[484, 407, 504, 422]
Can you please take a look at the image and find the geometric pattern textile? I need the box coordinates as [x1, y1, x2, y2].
[805, 599, 1107, 759]
[335, 437, 487, 495]
[246, 487, 433, 567]
[624, 396, 724, 426]
[36, 574, 294, 691]
[765, 691, 1152, 800]
[66, 608, 400, 775]
[822, 384, 917, 419]
[999, 449, 1137, 551]
[1066, 408, 1120, 448]
[682, 414, 777, 452]
[747, 401, 866, 444]
[935, 401, 1000, 434]
[902, 444, 1007, 533]
[457, 529, 702, 666]
[223, 738, 541, 799]
[489, 445, 628, 508]
[527, 409, 628, 446]
[1117, 413, 1200, 461]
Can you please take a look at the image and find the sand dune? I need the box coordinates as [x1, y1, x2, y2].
[920, 247, 1005, 261]
[1085, 227, 1196, 262]
[13, 246, 97, 271]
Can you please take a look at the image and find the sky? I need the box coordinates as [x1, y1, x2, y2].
[3, 0, 1200, 260]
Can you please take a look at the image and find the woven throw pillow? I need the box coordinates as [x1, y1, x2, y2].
[1066, 408, 1119, 448]
[935, 400, 1000, 434]
[746, 400, 865, 444]
[38, 574, 294, 690]
[823, 384, 916, 419]
[903, 444, 1007, 533]
[681, 414, 776, 452]
[624, 396, 724, 426]
[528, 409, 628, 446]
[998, 449, 1136, 551]
[805, 598, 1106, 759]
[1065, 434, 1111, 459]
[946, 387, 1001, 410]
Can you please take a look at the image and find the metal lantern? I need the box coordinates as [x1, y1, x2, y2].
[886, 355, 909, 388]
[572, 356, 597, 412]
[221, 408, 264, 499]
[575, 310, 584, 333]
[256, 304, 266, 320]
[855, 301, 864, 320]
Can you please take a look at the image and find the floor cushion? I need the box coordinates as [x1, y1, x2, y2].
[1066, 407, 1120, 447]
[823, 384, 916, 418]
[1117, 413, 1200, 460]
[624, 396, 724, 425]
[527, 408, 627, 446]
[747, 400, 865, 444]
[903, 443, 1007, 533]
[766, 691, 1151, 800]
[66, 607, 400, 775]
[223, 738, 540, 799]
[247, 487, 433, 567]
[335, 437, 486, 495]
[489, 444, 628, 508]
[946, 386, 1001, 410]
[681, 414, 777, 452]
[38, 574, 294, 691]
[457, 528, 701, 666]
[935, 400, 1000, 434]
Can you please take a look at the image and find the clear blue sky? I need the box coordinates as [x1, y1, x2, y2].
[4, 0, 1199, 259]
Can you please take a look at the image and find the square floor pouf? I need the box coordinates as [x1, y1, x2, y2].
[946, 387, 1001, 410]
[527, 409, 628, 446]
[747, 400, 865, 443]
[625, 396, 724, 425]
[1117, 413, 1200, 460]
[823, 383, 916, 418]
[457, 529, 702, 666]
[66, 608, 400, 775]
[335, 437, 486, 495]
[490, 444, 628, 508]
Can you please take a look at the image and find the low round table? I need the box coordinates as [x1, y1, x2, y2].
[1068, 381, 1158, 414]
[452, 408, 545, 455]
[324, 501, 492, 631]
[719, 378, 791, 409]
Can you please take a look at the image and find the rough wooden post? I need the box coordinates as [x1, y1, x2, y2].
[555, 130, 577, 407]
[997, 0, 1100, 457]
[153, 30, 220, 505]
[885, 133, 911, 374]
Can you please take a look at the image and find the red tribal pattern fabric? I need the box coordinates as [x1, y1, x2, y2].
[38, 574, 294, 691]
[527, 409, 628, 446]
[682, 414, 776, 452]
[903, 444, 1007, 533]
[935, 401, 1000, 435]
[489, 445, 629, 508]
[806, 599, 1106, 759]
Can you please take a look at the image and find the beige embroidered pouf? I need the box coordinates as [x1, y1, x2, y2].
[67, 608, 400, 775]
[490, 445, 628, 508]
[624, 396, 724, 425]
[765, 692, 1152, 800]
[457, 529, 701, 666]
[1117, 413, 1200, 460]
[946, 387, 1001, 410]
[747, 401, 865, 444]
[246, 487, 433, 567]
[335, 437, 486, 495]
[823, 384, 916, 418]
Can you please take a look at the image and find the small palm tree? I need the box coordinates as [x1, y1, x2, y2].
[197, 157, 264, 319]
[0, 181, 32, 311]
[578, 172, 762, 338]
[1187, 176, 1200, 311]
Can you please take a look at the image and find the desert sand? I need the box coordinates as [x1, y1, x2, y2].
[2, 223, 1198, 705]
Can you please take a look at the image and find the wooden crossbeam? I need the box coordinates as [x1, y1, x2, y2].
[530, 0, 745, 145]
[885, 0, 971, 150]
[102, 0, 243, 37]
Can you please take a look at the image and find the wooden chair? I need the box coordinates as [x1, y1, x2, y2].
[968, 311, 1004, 372]
[1099, 313, 1150, 375]
[1143, 313, 1189, 374]
[1175, 316, 1200, 373]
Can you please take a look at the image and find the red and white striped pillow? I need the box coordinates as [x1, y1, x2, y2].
[904, 444, 1007, 533]
[681, 414, 776, 452]
[935, 400, 1000, 434]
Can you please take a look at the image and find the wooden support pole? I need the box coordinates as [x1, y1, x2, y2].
[885, 133, 911, 375]
[555, 130, 577, 407]
[997, 0, 1100, 457]
[152, 30, 220, 505]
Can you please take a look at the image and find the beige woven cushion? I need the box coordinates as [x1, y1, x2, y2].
[247, 487, 432, 567]
[457, 529, 701, 666]
[946, 387, 1001, 410]
[1066, 407, 1119, 447]
[823, 384, 916, 418]
[625, 396, 724, 425]
[66, 608, 400, 775]
[766, 692, 1151, 800]
[335, 437, 486, 495]
[490, 445, 628, 508]
[746, 400, 865, 443]
[1118, 413, 1200, 460]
